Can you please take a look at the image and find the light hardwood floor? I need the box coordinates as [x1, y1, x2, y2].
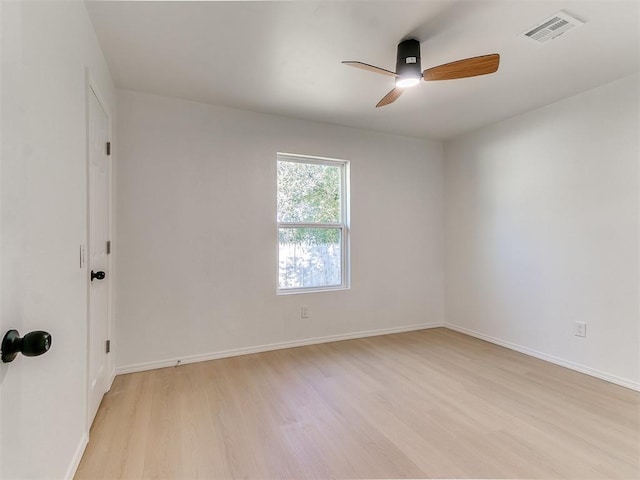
[75, 328, 640, 479]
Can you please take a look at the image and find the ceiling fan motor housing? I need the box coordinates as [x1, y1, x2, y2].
[395, 39, 422, 79]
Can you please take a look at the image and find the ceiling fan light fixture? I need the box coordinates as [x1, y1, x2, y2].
[394, 39, 422, 89]
[342, 37, 500, 107]
[395, 76, 420, 88]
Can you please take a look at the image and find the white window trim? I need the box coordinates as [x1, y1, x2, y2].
[276, 152, 350, 294]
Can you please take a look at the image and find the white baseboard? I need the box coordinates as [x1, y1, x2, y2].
[116, 321, 638, 391]
[445, 323, 640, 392]
[116, 322, 443, 375]
[64, 432, 88, 480]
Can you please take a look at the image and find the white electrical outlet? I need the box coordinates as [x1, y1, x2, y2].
[575, 321, 587, 338]
[301, 305, 309, 319]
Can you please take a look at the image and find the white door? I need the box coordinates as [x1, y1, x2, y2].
[88, 86, 111, 426]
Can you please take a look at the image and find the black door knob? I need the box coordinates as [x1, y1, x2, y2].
[1, 329, 52, 363]
[91, 270, 106, 281]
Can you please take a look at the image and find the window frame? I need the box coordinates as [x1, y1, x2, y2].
[276, 152, 350, 294]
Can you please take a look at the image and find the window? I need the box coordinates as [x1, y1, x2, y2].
[277, 153, 349, 293]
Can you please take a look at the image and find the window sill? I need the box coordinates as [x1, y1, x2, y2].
[277, 285, 350, 295]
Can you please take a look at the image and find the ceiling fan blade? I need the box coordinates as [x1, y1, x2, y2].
[342, 61, 398, 77]
[376, 88, 404, 108]
[423, 54, 500, 81]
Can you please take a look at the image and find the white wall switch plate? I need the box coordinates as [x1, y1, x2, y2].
[301, 305, 309, 319]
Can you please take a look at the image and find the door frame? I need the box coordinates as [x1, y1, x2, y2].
[85, 71, 115, 432]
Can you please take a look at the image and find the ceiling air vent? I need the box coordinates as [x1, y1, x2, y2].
[522, 11, 584, 44]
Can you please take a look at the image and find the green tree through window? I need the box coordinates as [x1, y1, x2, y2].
[277, 154, 349, 291]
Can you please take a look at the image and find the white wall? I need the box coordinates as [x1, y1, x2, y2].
[115, 89, 444, 371]
[0, 1, 115, 478]
[444, 74, 639, 389]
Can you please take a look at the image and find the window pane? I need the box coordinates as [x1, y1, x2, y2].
[277, 161, 341, 223]
[278, 228, 342, 289]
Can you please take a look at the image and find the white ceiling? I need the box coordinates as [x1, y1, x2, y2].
[86, 0, 639, 140]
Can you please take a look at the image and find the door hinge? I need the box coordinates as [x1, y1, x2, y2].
[106, 240, 111, 255]
[106, 340, 111, 354]
[106, 141, 111, 156]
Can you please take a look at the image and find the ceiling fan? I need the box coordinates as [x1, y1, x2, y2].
[342, 39, 500, 107]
